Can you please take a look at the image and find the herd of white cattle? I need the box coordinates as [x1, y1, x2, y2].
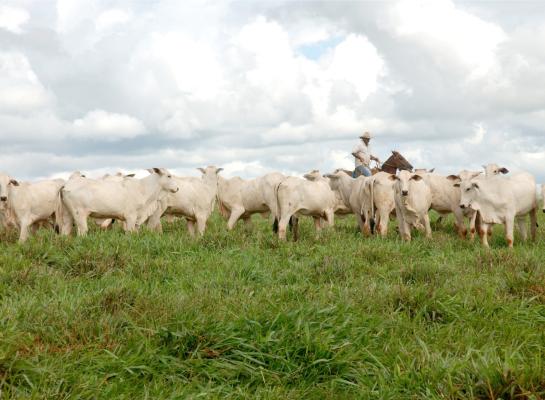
[0, 163, 542, 247]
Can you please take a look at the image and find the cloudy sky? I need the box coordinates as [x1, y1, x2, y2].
[1, 0, 545, 181]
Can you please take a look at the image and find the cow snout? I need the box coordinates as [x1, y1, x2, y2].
[0, 196, 6, 202]
[460, 204, 466, 209]
[171, 187, 179, 193]
[401, 190, 408, 197]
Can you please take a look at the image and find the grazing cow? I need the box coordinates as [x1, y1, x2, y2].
[217, 172, 285, 230]
[458, 172, 537, 247]
[276, 171, 337, 241]
[147, 166, 222, 236]
[360, 172, 397, 237]
[391, 170, 432, 241]
[59, 168, 178, 236]
[0, 173, 65, 242]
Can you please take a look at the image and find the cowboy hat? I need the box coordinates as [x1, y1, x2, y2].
[359, 131, 372, 139]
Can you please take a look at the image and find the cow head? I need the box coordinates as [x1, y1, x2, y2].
[458, 179, 480, 210]
[483, 163, 509, 176]
[0, 173, 17, 203]
[197, 166, 223, 185]
[148, 168, 179, 193]
[389, 170, 423, 197]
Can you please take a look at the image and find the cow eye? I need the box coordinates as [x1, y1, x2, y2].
[167, 175, 172, 178]
[466, 188, 470, 192]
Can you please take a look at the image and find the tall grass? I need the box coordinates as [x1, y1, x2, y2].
[1, 213, 545, 399]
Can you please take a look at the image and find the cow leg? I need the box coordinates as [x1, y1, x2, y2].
[505, 218, 515, 248]
[18, 217, 32, 242]
[292, 216, 299, 242]
[516, 216, 528, 242]
[530, 207, 537, 242]
[355, 213, 365, 234]
[75, 212, 90, 236]
[436, 215, 444, 228]
[324, 210, 334, 228]
[196, 215, 207, 236]
[423, 213, 432, 239]
[185, 219, 195, 236]
[378, 208, 390, 237]
[277, 215, 290, 241]
[479, 221, 490, 248]
[124, 215, 137, 233]
[468, 211, 477, 241]
[227, 207, 245, 230]
[313, 217, 322, 232]
[243, 216, 253, 230]
[452, 209, 466, 239]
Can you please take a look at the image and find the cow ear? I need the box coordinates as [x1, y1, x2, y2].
[125, 173, 135, 178]
[388, 174, 398, 181]
[152, 167, 163, 175]
[216, 167, 223, 173]
[9, 179, 19, 186]
[325, 174, 339, 180]
[471, 172, 483, 179]
[472, 183, 480, 189]
[453, 183, 461, 188]
[499, 167, 509, 174]
[446, 175, 460, 182]
[428, 168, 435, 173]
[411, 174, 423, 181]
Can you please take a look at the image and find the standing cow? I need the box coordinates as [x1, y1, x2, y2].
[458, 171, 537, 247]
[276, 171, 337, 241]
[0, 173, 65, 242]
[147, 166, 222, 236]
[59, 168, 178, 236]
[217, 172, 285, 230]
[391, 170, 432, 241]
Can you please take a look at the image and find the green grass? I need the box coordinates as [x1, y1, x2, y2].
[1, 213, 545, 399]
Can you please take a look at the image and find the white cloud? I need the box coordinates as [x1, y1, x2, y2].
[0, 5, 29, 34]
[72, 110, 146, 141]
[386, 0, 506, 78]
[96, 9, 131, 32]
[0, 52, 52, 112]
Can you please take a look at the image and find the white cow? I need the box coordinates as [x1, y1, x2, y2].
[458, 172, 537, 247]
[217, 172, 285, 230]
[411, 171, 478, 239]
[95, 172, 136, 230]
[58, 168, 178, 236]
[391, 170, 432, 241]
[0, 173, 65, 242]
[360, 172, 397, 237]
[324, 169, 371, 233]
[147, 166, 222, 236]
[276, 171, 337, 241]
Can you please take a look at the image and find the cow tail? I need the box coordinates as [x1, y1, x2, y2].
[54, 186, 66, 234]
[369, 179, 376, 234]
[273, 180, 284, 233]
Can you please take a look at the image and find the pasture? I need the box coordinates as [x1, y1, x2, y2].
[1, 212, 545, 399]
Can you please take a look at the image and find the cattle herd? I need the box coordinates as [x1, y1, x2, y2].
[0, 163, 543, 248]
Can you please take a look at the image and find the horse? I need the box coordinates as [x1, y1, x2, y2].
[354, 150, 413, 177]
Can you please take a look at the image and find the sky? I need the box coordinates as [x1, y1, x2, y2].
[1, 0, 545, 181]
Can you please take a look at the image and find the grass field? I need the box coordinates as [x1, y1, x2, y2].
[1, 212, 545, 399]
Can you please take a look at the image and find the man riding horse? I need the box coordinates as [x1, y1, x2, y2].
[351, 131, 380, 177]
